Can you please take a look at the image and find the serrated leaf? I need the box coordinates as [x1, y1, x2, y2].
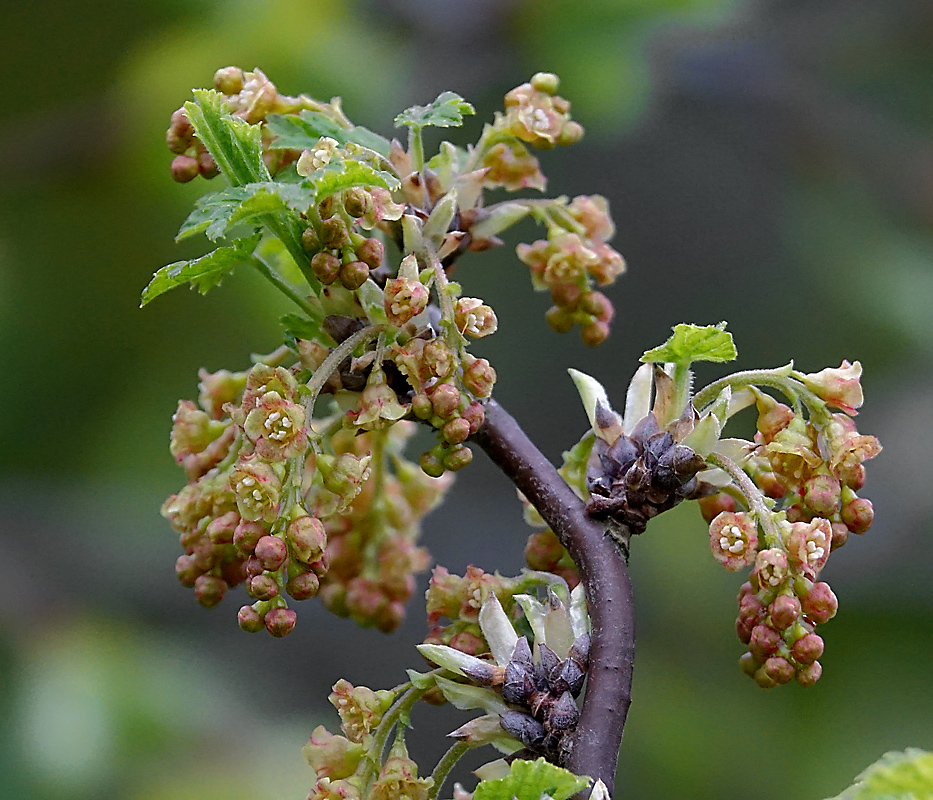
[280, 312, 326, 350]
[178, 183, 318, 243]
[185, 90, 270, 187]
[473, 758, 591, 800]
[266, 110, 392, 156]
[306, 160, 400, 204]
[140, 234, 261, 306]
[640, 322, 737, 368]
[395, 91, 475, 131]
[826, 749, 933, 800]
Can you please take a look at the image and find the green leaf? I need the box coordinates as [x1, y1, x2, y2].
[395, 91, 475, 131]
[307, 160, 400, 204]
[177, 183, 317, 242]
[140, 234, 261, 306]
[184, 90, 270, 187]
[826, 749, 933, 800]
[640, 322, 737, 367]
[280, 312, 327, 350]
[404, 669, 437, 691]
[473, 758, 591, 800]
[266, 110, 392, 156]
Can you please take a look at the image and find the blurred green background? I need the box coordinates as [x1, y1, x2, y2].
[1, 1, 931, 798]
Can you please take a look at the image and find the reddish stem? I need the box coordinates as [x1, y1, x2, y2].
[473, 399, 635, 791]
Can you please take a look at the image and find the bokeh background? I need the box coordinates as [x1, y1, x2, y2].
[2, 1, 932, 798]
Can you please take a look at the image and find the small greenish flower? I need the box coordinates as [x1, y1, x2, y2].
[230, 457, 282, 522]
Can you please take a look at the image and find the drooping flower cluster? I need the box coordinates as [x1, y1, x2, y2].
[163, 357, 451, 636]
[516, 196, 624, 346]
[696, 361, 881, 686]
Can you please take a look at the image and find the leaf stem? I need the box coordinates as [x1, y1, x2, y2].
[705, 451, 782, 547]
[429, 741, 470, 800]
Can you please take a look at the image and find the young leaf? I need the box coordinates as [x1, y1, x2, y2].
[266, 110, 392, 156]
[641, 322, 737, 368]
[395, 91, 475, 131]
[473, 757, 591, 800]
[140, 234, 261, 306]
[178, 183, 318, 243]
[184, 90, 270, 187]
[280, 312, 327, 350]
[306, 160, 401, 204]
[825, 748, 933, 800]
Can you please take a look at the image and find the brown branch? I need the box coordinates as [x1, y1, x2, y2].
[472, 398, 635, 791]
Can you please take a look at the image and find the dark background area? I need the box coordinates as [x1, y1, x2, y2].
[1, 1, 931, 798]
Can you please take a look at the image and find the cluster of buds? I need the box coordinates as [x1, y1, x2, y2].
[500, 73, 583, 150]
[166, 66, 331, 182]
[586, 410, 708, 535]
[699, 362, 881, 685]
[302, 680, 420, 800]
[391, 334, 496, 478]
[299, 147, 407, 289]
[516, 195, 624, 346]
[310, 425, 448, 633]
[420, 589, 591, 767]
[707, 511, 841, 687]
[424, 566, 523, 656]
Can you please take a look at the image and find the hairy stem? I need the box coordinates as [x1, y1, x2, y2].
[429, 741, 470, 800]
[472, 399, 635, 791]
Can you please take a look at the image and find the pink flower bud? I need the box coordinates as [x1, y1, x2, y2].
[801, 581, 838, 624]
[803, 474, 842, 516]
[800, 360, 864, 415]
[338, 260, 371, 291]
[791, 633, 824, 664]
[194, 575, 227, 608]
[461, 355, 497, 399]
[249, 573, 279, 601]
[796, 660, 822, 687]
[748, 623, 782, 662]
[442, 417, 471, 445]
[764, 656, 795, 685]
[238, 604, 265, 633]
[698, 493, 736, 524]
[303, 726, 366, 780]
[449, 631, 486, 656]
[754, 391, 795, 444]
[175, 555, 200, 587]
[171, 154, 199, 183]
[430, 383, 461, 418]
[255, 535, 288, 571]
[286, 571, 320, 600]
[311, 252, 341, 285]
[287, 516, 327, 564]
[206, 511, 239, 544]
[841, 497, 874, 534]
[233, 520, 266, 556]
[768, 594, 801, 630]
[443, 444, 473, 471]
[264, 607, 297, 637]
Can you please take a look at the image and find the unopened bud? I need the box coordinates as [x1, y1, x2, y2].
[344, 187, 372, 218]
[841, 497, 873, 534]
[443, 417, 471, 445]
[795, 660, 822, 687]
[530, 72, 560, 94]
[194, 575, 227, 608]
[748, 623, 782, 662]
[339, 260, 371, 291]
[791, 632, 824, 664]
[171, 155, 200, 183]
[356, 237, 385, 270]
[443, 444, 473, 471]
[287, 571, 321, 600]
[264, 607, 297, 637]
[764, 656, 795, 685]
[801, 582, 837, 624]
[768, 594, 801, 630]
[213, 66, 245, 94]
[255, 535, 288, 571]
[430, 384, 461, 418]
[311, 252, 341, 285]
[420, 451, 445, 478]
[249, 573, 280, 601]
[321, 217, 350, 249]
[301, 226, 321, 254]
[238, 604, 265, 632]
[581, 321, 610, 347]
